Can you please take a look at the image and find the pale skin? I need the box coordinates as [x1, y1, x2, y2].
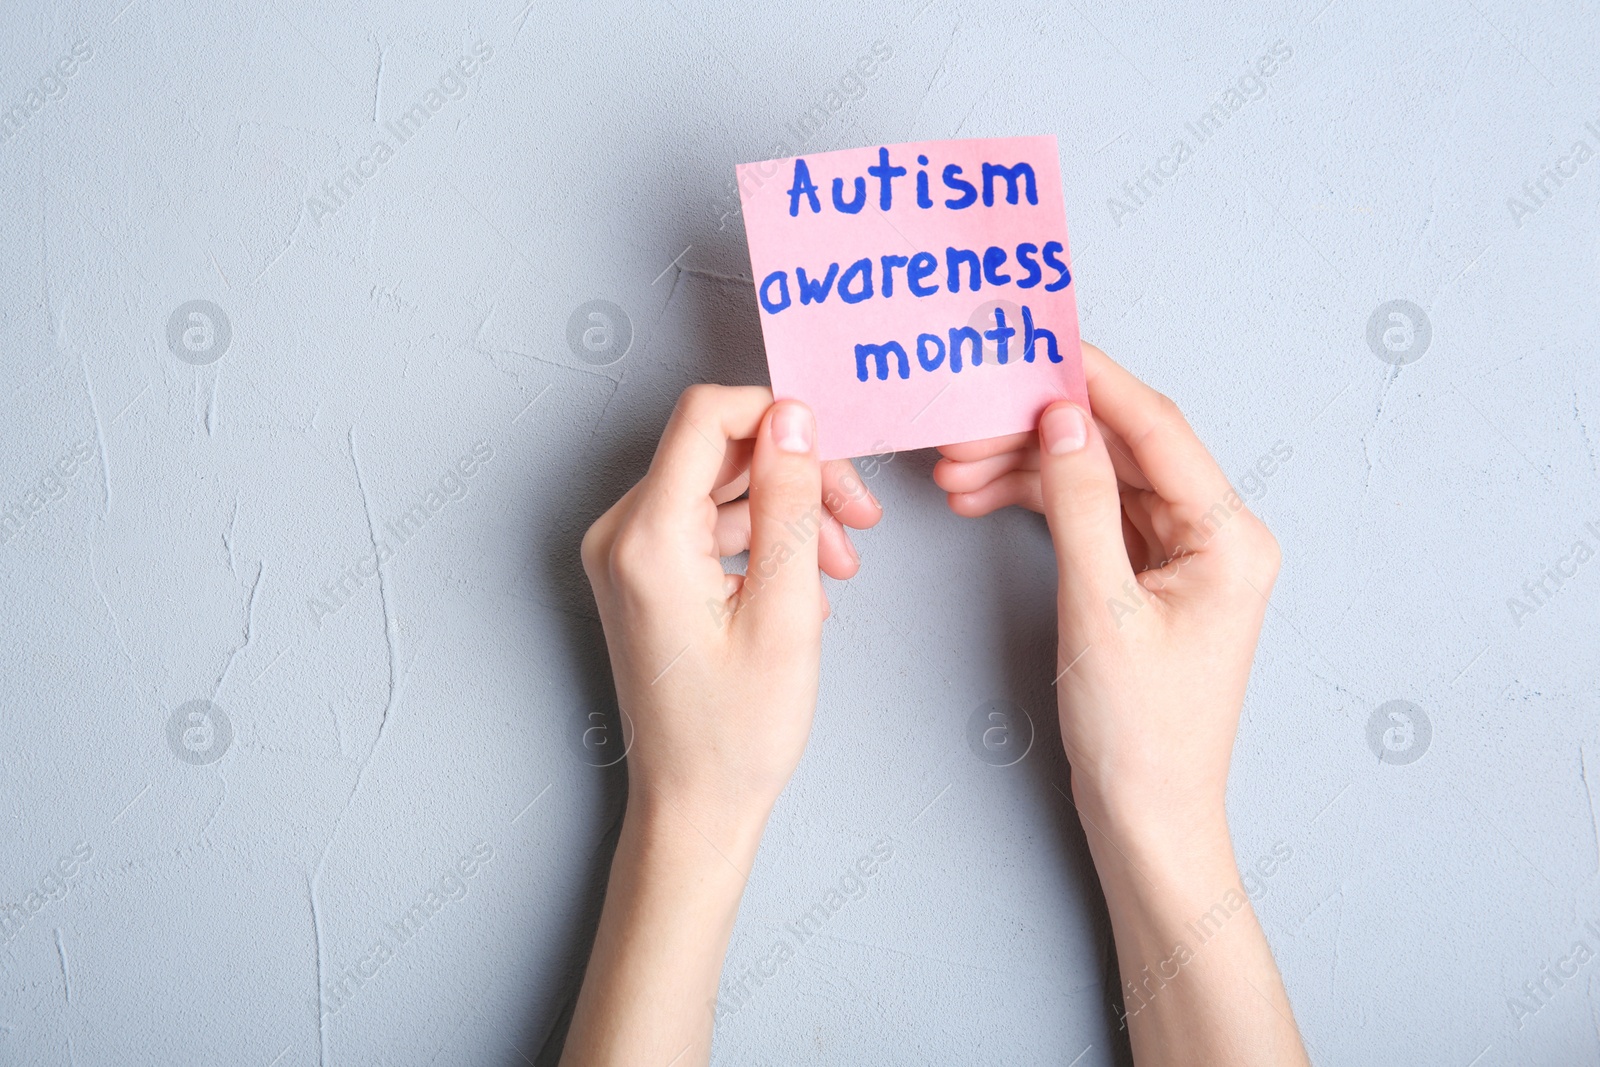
[560, 343, 1311, 1066]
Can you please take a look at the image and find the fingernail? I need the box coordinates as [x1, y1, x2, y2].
[772, 403, 814, 454]
[843, 532, 859, 563]
[1041, 404, 1087, 455]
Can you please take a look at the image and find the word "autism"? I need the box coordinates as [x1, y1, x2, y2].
[786, 147, 1041, 216]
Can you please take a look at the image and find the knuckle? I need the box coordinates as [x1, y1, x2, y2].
[1153, 392, 1185, 427]
[607, 526, 658, 586]
[761, 464, 819, 505]
[676, 383, 721, 422]
[1055, 472, 1118, 522]
[1153, 394, 1199, 445]
[1256, 525, 1283, 579]
[1128, 393, 1188, 453]
[1231, 516, 1282, 586]
[579, 520, 607, 578]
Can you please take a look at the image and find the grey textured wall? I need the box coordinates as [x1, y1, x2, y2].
[2, 0, 1597, 1064]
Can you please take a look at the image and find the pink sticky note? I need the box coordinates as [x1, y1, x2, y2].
[737, 136, 1086, 460]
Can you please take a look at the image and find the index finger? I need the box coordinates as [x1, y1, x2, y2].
[1081, 343, 1234, 512]
[637, 385, 773, 527]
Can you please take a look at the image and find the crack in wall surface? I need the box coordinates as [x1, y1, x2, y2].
[223, 493, 242, 578]
[348, 428, 400, 743]
[372, 41, 385, 125]
[1575, 390, 1597, 478]
[1334, 369, 1400, 630]
[1583, 744, 1599, 879]
[677, 266, 751, 286]
[88, 529, 135, 668]
[78, 349, 110, 516]
[52, 928, 70, 1005]
[198, 768, 229, 839]
[205, 365, 223, 437]
[301, 428, 413, 1067]
[328, 700, 346, 759]
[906, 19, 961, 133]
[308, 872, 329, 1067]
[216, 561, 263, 697]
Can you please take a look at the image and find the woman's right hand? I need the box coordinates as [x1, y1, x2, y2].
[934, 343, 1307, 1066]
[933, 342, 1281, 843]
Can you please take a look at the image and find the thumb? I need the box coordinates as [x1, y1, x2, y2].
[1038, 402, 1137, 621]
[739, 400, 826, 634]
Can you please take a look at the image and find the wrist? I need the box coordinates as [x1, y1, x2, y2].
[567, 783, 764, 1065]
[622, 782, 773, 880]
[1070, 780, 1235, 890]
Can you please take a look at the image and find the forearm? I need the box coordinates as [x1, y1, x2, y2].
[1080, 806, 1310, 1067]
[560, 794, 765, 1067]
